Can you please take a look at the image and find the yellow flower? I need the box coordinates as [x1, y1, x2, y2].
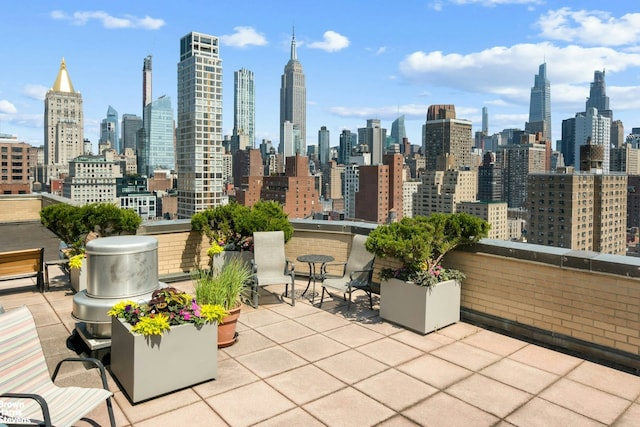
[207, 243, 224, 258]
[107, 300, 139, 317]
[131, 313, 171, 336]
[200, 304, 228, 323]
[68, 254, 84, 270]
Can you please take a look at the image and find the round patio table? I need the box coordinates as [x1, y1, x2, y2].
[296, 254, 334, 304]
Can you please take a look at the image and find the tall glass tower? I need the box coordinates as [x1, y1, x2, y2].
[586, 70, 612, 118]
[100, 106, 119, 152]
[176, 31, 223, 218]
[527, 62, 551, 141]
[390, 115, 406, 145]
[318, 126, 330, 166]
[280, 29, 306, 158]
[141, 96, 174, 177]
[234, 68, 255, 147]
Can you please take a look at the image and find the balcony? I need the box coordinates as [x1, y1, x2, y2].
[1, 194, 640, 426]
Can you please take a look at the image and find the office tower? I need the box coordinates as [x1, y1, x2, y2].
[457, 201, 508, 240]
[560, 117, 576, 167]
[384, 153, 404, 222]
[176, 31, 223, 218]
[233, 68, 255, 147]
[121, 114, 143, 152]
[416, 169, 478, 216]
[338, 130, 356, 165]
[140, 96, 175, 177]
[390, 115, 406, 146]
[482, 107, 488, 135]
[422, 104, 473, 171]
[527, 171, 626, 255]
[611, 120, 624, 148]
[100, 106, 119, 152]
[280, 121, 301, 158]
[259, 139, 273, 159]
[526, 63, 552, 141]
[318, 126, 330, 167]
[232, 148, 262, 189]
[343, 164, 359, 218]
[0, 135, 31, 194]
[574, 108, 611, 173]
[63, 151, 122, 204]
[280, 29, 306, 157]
[358, 119, 386, 165]
[44, 58, 84, 183]
[586, 70, 612, 118]
[355, 164, 390, 223]
[143, 55, 152, 109]
[497, 138, 546, 209]
[478, 151, 503, 202]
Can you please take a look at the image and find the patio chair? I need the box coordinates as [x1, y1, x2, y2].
[319, 234, 376, 309]
[251, 231, 296, 307]
[0, 306, 115, 427]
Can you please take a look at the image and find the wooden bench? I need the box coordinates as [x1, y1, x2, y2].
[0, 248, 45, 293]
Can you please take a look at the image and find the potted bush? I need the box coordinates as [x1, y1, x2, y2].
[192, 257, 253, 348]
[365, 213, 489, 334]
[108, 287, 226, 403]
[40, 202, 141, 292]
[191, 201, 294, 269]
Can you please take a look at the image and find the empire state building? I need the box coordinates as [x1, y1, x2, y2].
[279, 29, 306, 158]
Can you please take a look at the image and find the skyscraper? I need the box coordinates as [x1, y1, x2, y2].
[234, 68, 255, 147]
[280, 29, 306, 158]
[338, 130, 357, 165]
[586, 70, 612, 118]
[140, 96, 175, 177]
[526, 62, 551, 141]
[176, 32, 223, 218]
[143, 55, 152, 109]
[121, 114, 143, 152]
[100, 106, 119, 152]
[318, 126, 330, 167]
[574, 108, 611, 173]
[390, 115, 406, 146]
[44, 58, 84, 183]
[422, 105, 472, 171]
[358, 119, 386, 165]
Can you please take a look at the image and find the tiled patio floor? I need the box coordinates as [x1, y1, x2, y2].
[1, 267, 640, 426]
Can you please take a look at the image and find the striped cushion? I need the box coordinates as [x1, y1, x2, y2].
[0, 306, 112, 427]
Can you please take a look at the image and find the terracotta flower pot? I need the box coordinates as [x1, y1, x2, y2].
[218, 305, 241, 348]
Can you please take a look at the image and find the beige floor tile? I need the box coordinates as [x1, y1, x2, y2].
[254, 318, 315, 344]
[397, 354, 472, 389]
[615, 402, 640, 426]
[206, 381, 295, 426]
[220, 329, 276, 358]
[376, 414, 422, 426]
[540, 378, 631, 425]
[193, 358, 260, 398]
[282, 333, 349, 362]
[354, 368, 438, 411]
[293, 310, 351, 332]
[480, 358, 559, 394]
[303, 387, 396, 427]
[268, 299, 320, 318]
[322, 323, 385, 347]
[509, 343, 583, 375]
[359, 315, 405, 336]
[133, 401, 225, 427]
[402, 392, 499, 427]
[114, 388, 202, 424]
[461, 329, 528, 356]
[357, 337, 424, 366]
[431, 341, 502, 371]
[445, 373, 533, 418]
[79, 395, 130, 427]
[567, 360, 640, 401]
[435, 322, 481, 340]
[236, 345, 307, 378]
[252, 407, 325, 427]
[266, 364, 346, 405]
[391, 329, 455, 352]
[22, 301, 60, 327]
[506, 397, 605, 427]
[314, 349, 388, 384]
[239, 308, 289, 328]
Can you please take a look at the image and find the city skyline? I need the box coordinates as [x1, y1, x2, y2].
[2, 1, 640, 151]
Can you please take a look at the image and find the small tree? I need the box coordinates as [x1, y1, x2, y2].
[365, 213, 490, 287]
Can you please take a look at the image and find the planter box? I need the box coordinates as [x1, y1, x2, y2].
[380, 278, 460, 335]
[110, 317, 218, 403]
[69, 258, 87, 293]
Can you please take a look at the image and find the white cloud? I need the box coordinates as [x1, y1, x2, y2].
[451, 0, 542, 6]
[399, 42, 640, 108]
[50, 10, 165, 30]
[375, 47, 387, 56]
[220, 26, 267, 48]
[536, 8, 640, 46]
[308, 31, 350, 52]
[329, 104, 428, 120]
[23, 85, 48, 101]
[0, 100, 17, 114]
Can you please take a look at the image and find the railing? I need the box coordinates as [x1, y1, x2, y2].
[2, 194, 639, 373]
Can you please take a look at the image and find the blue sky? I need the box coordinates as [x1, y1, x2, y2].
[1, 1, 640, 151]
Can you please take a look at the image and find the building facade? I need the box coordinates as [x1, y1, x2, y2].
[62, 152, 122, 204]
[44, 59, 84, 184]
[279, 30, 306, 159]
[100, 106, 119, 152]
[526, 62, 551, 142]
[358, 119, 386, 166]
[318, 126, 330, 167]
[176, 32, 223, 218]
[233, 68, 255, 147]
[574, 108, 611, 173]
[422, 105, 473, 171]
[141, 96, 175, 177]
[0, 135, 32, 194]
[121, 114, 142, 153]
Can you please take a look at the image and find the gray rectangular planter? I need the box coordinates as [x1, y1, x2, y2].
[110, 317, 218, 403]
[380, 278, 461, 335]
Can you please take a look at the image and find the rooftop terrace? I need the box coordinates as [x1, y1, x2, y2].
[1, 194, 640, 426]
